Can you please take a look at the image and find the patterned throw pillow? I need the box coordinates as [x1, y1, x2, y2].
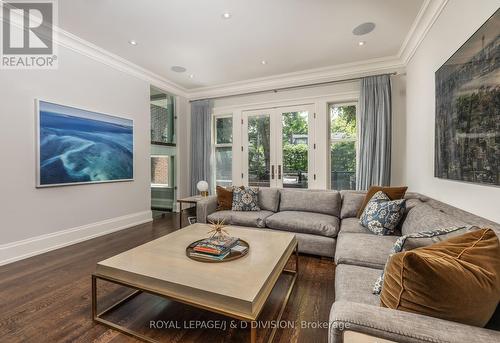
[372, 225, 477, 294]
[359, 191, 406, 235]
[232, 187, 260, 211]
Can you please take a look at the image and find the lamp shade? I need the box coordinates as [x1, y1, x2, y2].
[196, 180, 209, 192]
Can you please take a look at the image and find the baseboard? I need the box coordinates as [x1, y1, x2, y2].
[0, 210, 153, 266]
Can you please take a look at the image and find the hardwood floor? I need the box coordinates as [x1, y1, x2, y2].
[0, 210, 336, 343]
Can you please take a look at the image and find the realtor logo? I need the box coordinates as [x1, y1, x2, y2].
[1, 0, 58, 69]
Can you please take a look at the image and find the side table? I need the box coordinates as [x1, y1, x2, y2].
[177, 196, 204, 228]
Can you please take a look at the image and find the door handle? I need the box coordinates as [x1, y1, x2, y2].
[271, 165, 275, 179]
[278, 165, 282, 180]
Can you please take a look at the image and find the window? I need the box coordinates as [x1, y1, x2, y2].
[330, 104, 357, 190]
[151, 155, 172, 187]
[214, 116, 233, 187]
[282, 111, 309, 188]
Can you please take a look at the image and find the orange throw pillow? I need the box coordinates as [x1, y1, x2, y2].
[380, 228, 500, 327]
[356, 186, 408, 217]
[216, 186, 233, 211]
[216, 186, 244, 211]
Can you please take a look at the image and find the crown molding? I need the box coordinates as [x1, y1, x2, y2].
[397, 0, 449, 64]
[188, 56, 405, 100]
[54, 27, 189, 98]
[1, 0, 446, 101]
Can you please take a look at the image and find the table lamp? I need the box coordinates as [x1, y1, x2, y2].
[197, 180, 209, 197]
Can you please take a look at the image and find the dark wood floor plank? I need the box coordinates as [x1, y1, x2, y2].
[0, 210, 335, 343]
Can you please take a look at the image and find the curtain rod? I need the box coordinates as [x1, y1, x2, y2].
[189, 72, 399, 102]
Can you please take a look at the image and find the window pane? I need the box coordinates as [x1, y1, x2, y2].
[216, 117, 233, 144]
[151, 156, 170, 186]
[215, 147, 232, 187]
[151, 91, 175, 144]
[330, 105, 357, 190]
[331, 141, 356, 190]
[248, 115, 271, 187]
[282, 111, 308, 188]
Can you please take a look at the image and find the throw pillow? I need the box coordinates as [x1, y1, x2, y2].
[232, 187, 260, 211]
[357, 186, 408, 217]
[372, 225, 478, 294]
[216, 186, 243, 211]
[359, 191, 406, 235]
[380, 228, 500, 327]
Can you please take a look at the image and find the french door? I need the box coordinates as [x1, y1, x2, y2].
[241, 105, 314, 188]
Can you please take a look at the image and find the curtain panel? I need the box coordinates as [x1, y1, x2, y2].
[356, 75, 392, 190]
[190, 99, 213, 195]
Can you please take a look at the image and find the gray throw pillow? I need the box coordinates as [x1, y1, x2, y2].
[359, 191, 406, 235]
[232, 187, 260, 211]
[372, 225, 479, 294]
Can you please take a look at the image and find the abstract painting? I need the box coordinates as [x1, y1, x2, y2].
[435, 9, 499, 186]
[37, 100, 133, 187]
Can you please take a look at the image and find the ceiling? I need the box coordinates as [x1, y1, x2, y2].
[58, 0, 424, 90]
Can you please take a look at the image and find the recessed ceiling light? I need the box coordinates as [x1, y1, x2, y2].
[261, 60, 267, 65]
[128, 40, 137, 46]
[358, 41, 365, 46]
[222, 12, 231, 19]
[189, 74, 194, 79]
[171, 66, 186, 73]
[353, 22, 376, 36]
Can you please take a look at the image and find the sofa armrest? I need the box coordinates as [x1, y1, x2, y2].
[196, 196, 218, 223]
[329, 301, 500, 343]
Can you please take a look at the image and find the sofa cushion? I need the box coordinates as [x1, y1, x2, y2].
[340, 218, 371, 234]
[207, 210, 273, 228]
[381, 228, 500, 327]
[335, 264, 381, 306]
[294, 232, 336, 257]
[401, 203, 468, 235]
[265, 211, 340, 237]
[279, 189, 341, 217]
[232, 187, 260, 211]
[359, 191, 406, 235]
[340, 191, 366, 219]
[335, 232, 399, 269]
[258, 187, 280, 212]
[357, 186, 408, 217]
[207, 210, 232, 224]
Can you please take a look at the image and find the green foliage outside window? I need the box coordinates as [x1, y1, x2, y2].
[331, 105, 356, 138]
[282, 112, 308, 174]
[331, 105, 356, 173]
[331, 105, 357, 190]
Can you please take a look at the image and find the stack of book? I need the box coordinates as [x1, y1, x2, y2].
[190, 236, 244, 261]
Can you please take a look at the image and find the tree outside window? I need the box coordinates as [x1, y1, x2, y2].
[214, 116, 233, 187]
[330, 104, 357, 190]
[282, 112, 308, 188]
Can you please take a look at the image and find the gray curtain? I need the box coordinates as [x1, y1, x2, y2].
[190, 99, 213, 195]
[356, 74, 392, 190]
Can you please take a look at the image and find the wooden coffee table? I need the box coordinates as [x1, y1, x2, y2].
[92, 223, 298, 343]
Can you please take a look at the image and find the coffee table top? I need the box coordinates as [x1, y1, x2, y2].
[96, 223, 297, 320]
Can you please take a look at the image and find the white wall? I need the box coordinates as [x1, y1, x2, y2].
[212, 78, 406, 189]
[405, 0, 500, 222]
[0, 46, 154, 264]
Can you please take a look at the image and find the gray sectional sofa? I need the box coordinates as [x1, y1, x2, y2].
[197, 188, 340, 257]
[196, 188, 500, 343]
